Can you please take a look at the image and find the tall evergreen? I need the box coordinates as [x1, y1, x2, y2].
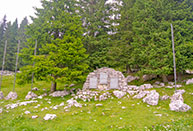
[19, 0, 88, 91]
[78, 0, 121, 70]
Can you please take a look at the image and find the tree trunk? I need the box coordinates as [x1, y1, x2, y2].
[177, 72, 182, 82]
[126, 65, 132, 74]
[161, 75, 168, 83]
[51, 81, 57, 92]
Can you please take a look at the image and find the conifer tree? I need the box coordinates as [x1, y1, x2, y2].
[19, 0, 88, 91]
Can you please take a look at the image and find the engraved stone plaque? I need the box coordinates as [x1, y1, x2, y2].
[89, 77, 97, 89]
[110, 77, 119, 89]
[99, 73, 108, 84]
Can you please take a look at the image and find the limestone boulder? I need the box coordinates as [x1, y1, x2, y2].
[143, 90, 159, 105]
[113, 90, 126, 99]
[25, 91, 38, 100]
[44, 114, 57, 120]
[169, 100, 191, 112]
[186, 78, 193, 85]
[133, 91, 149, 99]
[5, 92, 17, 100]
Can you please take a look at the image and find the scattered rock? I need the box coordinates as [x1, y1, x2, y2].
[24, 111, 31, 114]
[139, 84, 153, 90]
[32, 115, 38, 119]
[126, 75, 139, 83]
[32, 87, 39, 91]
[127, 90, 139, 96]
[133, 91, 149, 99]
[0, 70, 14, 76]
[186, 78, 193, 85]
[169, 100, 191, 112]
[99, 92, 111, 101]
[113, 91, 126, 99]
[175, 89, 185, 95]
[49, 90, 70, 97]
[143, 90, 159, 105]
[127, 85, 139, 90]
[142, 74, 157, 81]
[25, 91, 38, 100]
[0, 91, 4, 99]
[96, 104, 103, 107]
[160, 95, 170, 100]
[44, 114, 57, 120]
[65, 99, 82, 109]
[5, 92, 17, 100]
[170, 93, 184, 103]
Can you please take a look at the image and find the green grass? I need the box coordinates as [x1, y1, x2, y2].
[0, 76, 193, 131]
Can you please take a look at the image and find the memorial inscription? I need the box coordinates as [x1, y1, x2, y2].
[110, 77, 119, 89]
[99, 73, 108, 84]
[89, 77, 97, 89]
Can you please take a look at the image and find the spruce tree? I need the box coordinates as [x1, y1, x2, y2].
[19, 0, 88, 91]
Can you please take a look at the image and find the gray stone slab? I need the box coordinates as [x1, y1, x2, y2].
[89, 77, 98, 89]
[110, 77, 119, 89]
[99, 73, 108, 84]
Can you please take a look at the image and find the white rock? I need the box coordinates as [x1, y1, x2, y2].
[127, 90, 138, 96]
[169, 100, 191, 112]
[49, 90, 70, 97]
[25, 91, 38, 100]
[186, 78, 193, 85]
[59, 102, 64, 106]
[24, 111, 31, 114]
[139, 84, 153, 90]
[5, 92, 17, 100]
[170, 93, 184, 103]
[96, 104, 103, 107]
[160, 95, 170, 100]
[143, 90, 159, 105]
[0, 108, 2, 113]
[37, 96, 43, 99]
[44, 114, 57, 120]
[133, 91, 149, 99]
[175, 89, 185, 95]
[32, 115, 38, 119]
[113, 91, 126, 99]
[122, 106, 126, 109]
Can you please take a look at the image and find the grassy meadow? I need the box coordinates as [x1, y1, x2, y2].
[0, 76, 193, 131]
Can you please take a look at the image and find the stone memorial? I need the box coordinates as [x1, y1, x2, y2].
[89, 77, 98, 89]
[83, 67, 127, 90]
[110, 77, 119, 89]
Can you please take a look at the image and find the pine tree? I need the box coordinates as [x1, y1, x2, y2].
[19, 0, 88, 91]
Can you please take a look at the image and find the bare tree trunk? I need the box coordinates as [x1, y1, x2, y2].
[51, 81, 57, 92]
[161, 75, 168, 83]
[126, 65, 132, 74]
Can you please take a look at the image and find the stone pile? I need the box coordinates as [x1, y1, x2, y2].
[143, 90, 159, 105]
[113, 90, 126, 99]
[133, 91, 149, 99]
[44, 114, 56, 120]
[0, 91, 4, 99]
[74, 90, 99, 101]
[98, 92, 111, 101]
[5, 100, 38, 109]
[186, 78, 193, 85]
[169, 90, 191, 112]
[25, 91, 38, 100]
[160, 95, 170, 100]
[83, 67, 127, 90]
[49, 90, 70, 97]
[64, 99, 82, 109]
[5, 92, 17, 100]
[0, 70, 14, 76]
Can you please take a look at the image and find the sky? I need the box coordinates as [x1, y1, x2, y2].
[0, 0, 42, 24]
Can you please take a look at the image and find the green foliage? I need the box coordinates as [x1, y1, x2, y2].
[19, 0, 88, 89]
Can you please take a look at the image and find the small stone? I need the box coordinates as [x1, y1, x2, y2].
[44, 114, 56, 120]
[32, 115, 38, 119]
[37, 96, 43, 99]
[96, 104, 103, 107]
[120, 117, 122, 120]
[24, 111, 30, 114]
[155, 114, 162, 117]
[25, 91, 38, 100]
[122, 106, 126, 109]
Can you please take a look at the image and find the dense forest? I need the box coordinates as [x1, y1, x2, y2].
[1, 0, 193, 90]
